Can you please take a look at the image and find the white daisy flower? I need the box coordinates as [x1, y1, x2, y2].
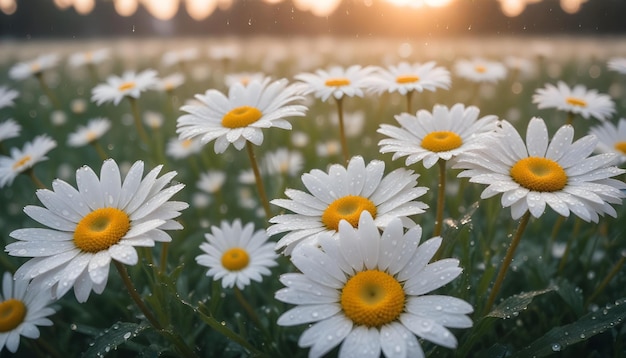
[276, 211, 473, 358]
[607, 57, 626, 74]
[176, 78, 307, 154]
[365, 61, 451, 96]
[162, 47, 199, 67]
[143, 111, 164, 129]
[589, 118, 626, 164]
[224, 72, 269, 88]
[0, 135, 57, 188]
[316, 140, 341, 157]
[166, 137, 203, 159]
[8, 54, 60, 81]
[378, 103, 499, 169]
[6, 159, 188, 302]
[91, 69, 159, 106]
[0, 119, 21, 143]
[208, 43, 241, 62]
[268, 156, 428, 255]
[67, 117, 111, 147]
[454, 117, 626, 222]
[454, 58, 507, 83]
[0, 272, 56, 353]
[197, 170, 226, 194]
[0, 86, 19, 109]
[263, 147, 304, 177]
[532, 81, 615, 121]
[154, 73, 185, 92]
[294, 65, 376, 102]
[330, 110, 365, 138]
[68, 48, 111, 68]
[196, 219, 278, 290]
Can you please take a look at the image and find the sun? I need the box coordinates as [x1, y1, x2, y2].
[385, 0, 454, 8]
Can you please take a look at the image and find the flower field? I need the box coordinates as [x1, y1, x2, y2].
[0, 35, 625, 357]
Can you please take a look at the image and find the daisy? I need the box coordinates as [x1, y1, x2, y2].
[224, 72, 268, 88]
[454, 58, 507, 84]
[268, 156, 428, 255]
[197, 170, 226, 194]
[154, 73, 185, 93]
[589, 118, 626, 164]
[378, 103, 499, 169]
[196, 219, 278, 290]
[276, 211, 473, 358]
[0, 86, 19, 109]
[166, 137, 203, 160]
[67, 117, 111, 147]
[8, 54, 59, 81]
[0, 119, 21, 143]
[366, 62, 450, 112]
[454, 117, 626, 222]
[263, 147, 304, 177]
[6, 159, 188, 302]
[0, 135, 57, 188]
[91, 69, 159, 106]
[532, 81, 615, 122]
[0, 272, 56, 353]
[177, 77, 307, 153]
[607, 57, 626, 74]
[161, 47, 199, 68]
[68, 48, 111, 68]
[294, 65, 376, 102]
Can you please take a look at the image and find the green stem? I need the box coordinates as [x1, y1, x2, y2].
[35, 72, 61, 110]
[26, 168, 47, 189]
[246, 141, 272, 220]
[127, 97, 150, 146]
[406, 90, 414, 113]
[566, 111, 575, 126]
[586, 255, 626, 306]
[558, 217, 582, 273]
[113, 260, 162, 330]
[484, 211, 531, 314]
[234, 287, 266, 335]
[90, 140, 109, 161]
[159, 242, 169, 273]
[335, 97, 350, 163]
[434, 159, 447, 237]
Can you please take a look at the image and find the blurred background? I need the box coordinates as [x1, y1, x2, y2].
[1, 0, 626, 39]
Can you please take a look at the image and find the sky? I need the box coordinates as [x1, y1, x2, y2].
[1, 0, 626, 39]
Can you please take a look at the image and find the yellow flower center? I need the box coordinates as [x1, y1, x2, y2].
[85, 131, 97, 143]
[341, 270, 405, 327]
[321, 195, 377, 231]
[421, 131, 463, 152]
[12, 155, 31, 170]
[615, 141, 626, 154]
[396, 75, 420, 84]
[324, 78, 351, 87]
[181, 139, 193, 148]
[510, 156, 568, 192]
[221, 106, 263, 129]
[565, 97, 587, 107]
[118, 81, 136, 92]
[474, 65, 487, 73]
[73, 208, 130, 253]
[31, 63, 41, 73]
[221, 247, 250, 271]
[0, 299, 27, 333]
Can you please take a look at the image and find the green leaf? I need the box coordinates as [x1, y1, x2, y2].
[83, 321, 150, 357]
[512, 298, 626, 358]
[487, 287, 555, 319]
[554, 278, 584, 317]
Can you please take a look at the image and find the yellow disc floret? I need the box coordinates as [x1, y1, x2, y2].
[510, 156, 568, 192]
[324, 78, 351, 87]
[74, 208, 131, 253]
[118, 81, 136, 92]
[615, 141, 626, 155]
[341, 270, 405, 327]
[421, 131, 463, 152]
[12, 155, 31, 170]
[221, 106, 263, 128]
[565, 97, 587, 108]
[396, 75, 420, 84]
[321, 195, 377, 231]
[474, 65, 487, 73]
[0, 299, 27, 332]
[221, 247, 250, 271]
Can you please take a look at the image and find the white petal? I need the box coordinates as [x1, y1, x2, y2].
[277, 304, 341, 326]
[108, 244, 138, 265]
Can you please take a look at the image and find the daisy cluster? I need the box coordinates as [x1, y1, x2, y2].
[0, 36, 624, 358]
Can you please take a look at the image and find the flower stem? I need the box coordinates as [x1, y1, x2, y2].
[26, 168, 47, 189]
[246, 141, 272, 220]
[234, 287, 265, 335]
[586, 254, 626, 306]
[434, 159, 447, 237]
[127, 97, 150, 146]
[113, 260, 162, 330]
[335, 97, 350, 163]
[484, 211, 531, 314]
[35, 72, 61, 110]
[557, 217, 582, 273]
[405, 90, 414, 113]
[159, 242, 169, 273]
[90, 140, 109, 161]
[566, 111, 575, 126]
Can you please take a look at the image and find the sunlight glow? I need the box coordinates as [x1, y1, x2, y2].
[73, 0, 95, 14]
[561, 0, 587, 14]
[0, 0, 16, 15]
[142, 0, 180, 20]
[293, 0, 342, 17]
[385, 0, 453, 8]
[185, 0, 218, 20]
[114, 0, 139, 16]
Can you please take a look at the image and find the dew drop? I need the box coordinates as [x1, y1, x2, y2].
[551, 343, 561, 352]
